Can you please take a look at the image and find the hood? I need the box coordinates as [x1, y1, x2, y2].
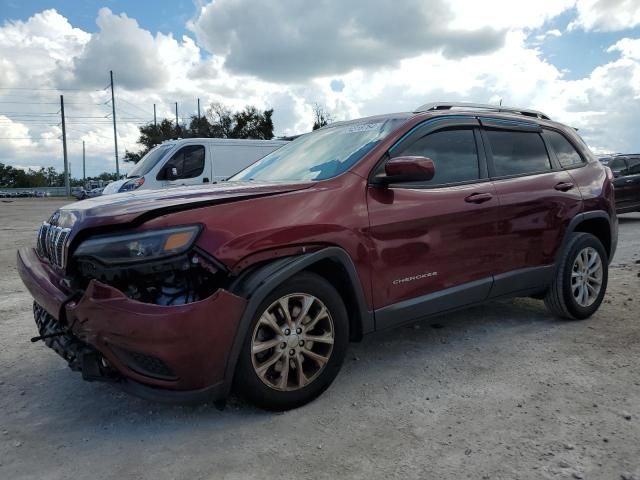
[59, 181, 314, 231]
[101, 179, 127, 195]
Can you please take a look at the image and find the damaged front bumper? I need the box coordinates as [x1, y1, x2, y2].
[17, 247, 247, 403]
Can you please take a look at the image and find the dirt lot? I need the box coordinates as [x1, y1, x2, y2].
[1, 198, 639, 480]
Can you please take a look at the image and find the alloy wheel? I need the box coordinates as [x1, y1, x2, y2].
[571, 247, 603, 307]
[250, 293, 335, 391]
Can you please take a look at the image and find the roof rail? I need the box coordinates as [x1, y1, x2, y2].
[414, 102, 551, 120]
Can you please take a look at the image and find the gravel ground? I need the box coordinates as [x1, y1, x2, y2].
[1, 198, 639, 480]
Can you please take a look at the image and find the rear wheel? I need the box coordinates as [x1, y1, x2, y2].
[544, 233, 608, 320]
[234, 272, 348, 411]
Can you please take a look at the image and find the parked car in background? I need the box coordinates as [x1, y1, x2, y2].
[74, 187, 104, 200]
[17, 102, 617, 411]
[102, 138, 289, 195]
[608, 154, 640, 214]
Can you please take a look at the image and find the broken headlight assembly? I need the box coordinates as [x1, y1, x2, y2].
[73, 225, 201, 264]
[71, 225, 228, 306]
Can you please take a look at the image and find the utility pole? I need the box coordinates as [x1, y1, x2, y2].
[197, 98, 201, 119]
[153, 103, 157, 127]
[60, 95, 70, 196]
[110, 70, 120, 178]
[82, 140, 86, 182]
[175, 102, 179, 130]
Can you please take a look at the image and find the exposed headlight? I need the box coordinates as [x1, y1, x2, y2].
[119, 177, 145, 192]
[73, 225, 201, 264]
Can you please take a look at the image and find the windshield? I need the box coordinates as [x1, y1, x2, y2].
[229, 117, 406, 182]
[127, 144, 173, 178]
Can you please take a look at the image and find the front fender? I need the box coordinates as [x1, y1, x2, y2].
[220, 246, 373, 397]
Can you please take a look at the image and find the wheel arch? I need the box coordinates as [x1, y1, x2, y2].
[222, 246, 373, 397]
[559, 211, 615, 265]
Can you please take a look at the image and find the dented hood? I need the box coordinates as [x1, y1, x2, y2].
[58, 180, 313, 230]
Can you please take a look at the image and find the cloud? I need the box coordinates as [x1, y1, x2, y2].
[0, 9, 89, 88]
[63, 8, 168, 89]
[607, 37, 640, 60]
[535, 29, 563, 42]
[570, 0, 640, 31]
[2, 5, 640, 177]
[189, 0, 506, 82]
[446, 0, 575, 30]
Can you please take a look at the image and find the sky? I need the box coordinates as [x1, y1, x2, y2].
[1, 0, 640, 177]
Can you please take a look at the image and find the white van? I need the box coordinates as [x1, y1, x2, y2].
[102, 137, 288, 195]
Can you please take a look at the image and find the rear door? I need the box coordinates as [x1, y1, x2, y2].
[367, 118, 501, 327]
[610, 157, 635, 210]
[624, 157, 640, 209]
[481, 119, 582, 293]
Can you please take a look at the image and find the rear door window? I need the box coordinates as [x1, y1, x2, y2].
[628, 157, 640, 174]
[608, 157, 628, 174]
[544, 130, 584, 168]
[486, 130, 551, 176]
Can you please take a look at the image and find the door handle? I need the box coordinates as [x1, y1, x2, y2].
[464, 192, 493, 204]
[203, 177, 210, 183]
[554, 182, 574, 192]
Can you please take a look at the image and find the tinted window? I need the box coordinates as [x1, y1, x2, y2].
[608, 158, 627, 171]
[487, 130, 551, 176]
[160, 145, 205, 180]
[545, 130, 584, 167]
[395, 129, 479, 184]
[628, 157, 640, 174]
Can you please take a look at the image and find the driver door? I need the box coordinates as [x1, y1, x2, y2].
[366, 119, 501, 329]
[158, 144, 209, 187]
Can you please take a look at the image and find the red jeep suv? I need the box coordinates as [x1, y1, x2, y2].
[17, 102, 618, 410]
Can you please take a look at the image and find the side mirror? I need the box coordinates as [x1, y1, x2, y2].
[161, 165, 179, 180]
[374, 156, 435, 185]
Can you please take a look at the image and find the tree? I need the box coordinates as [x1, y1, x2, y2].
[0, 163, 62, 188]
[312, 103, 332, 130]
[206, 102, 274, 139]
[186, 114, 213, 138]
[229, 106, 274, 139]
[124, 119, 179, 164]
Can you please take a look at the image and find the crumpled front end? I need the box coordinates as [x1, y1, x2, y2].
[18, 246, 247, 400]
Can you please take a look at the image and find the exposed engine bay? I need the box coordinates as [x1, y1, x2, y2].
[71, 250, 227, 306]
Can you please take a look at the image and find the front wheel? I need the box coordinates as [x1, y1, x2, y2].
[234, 272, 349, 411]
[544, 232, 608, 320]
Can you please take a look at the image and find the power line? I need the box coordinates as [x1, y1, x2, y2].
[0, 87, 103, 92]
[0, 137, 40, 140]
[0, 101, 107, 105]
[117, 97, 152, 116]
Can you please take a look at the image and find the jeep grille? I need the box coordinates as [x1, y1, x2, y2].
[36, 223, 71, 268]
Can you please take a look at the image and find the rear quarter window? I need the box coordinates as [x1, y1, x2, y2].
[544, 130, 585, 168]
[486, 130, 551, 176]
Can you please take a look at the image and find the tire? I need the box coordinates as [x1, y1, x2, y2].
[234, 271, 349, 411]
[544, 232, 608, 320]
